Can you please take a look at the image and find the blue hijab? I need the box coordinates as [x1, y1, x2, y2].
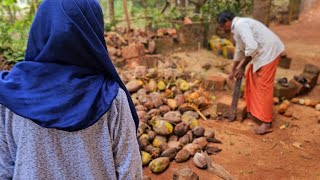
[0, 0, 139, 131]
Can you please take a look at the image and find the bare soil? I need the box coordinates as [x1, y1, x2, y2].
[144, 3, 320, 179]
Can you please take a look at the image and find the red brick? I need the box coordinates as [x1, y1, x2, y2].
[288, 79, 304, 95]
[121, 43, 145, 60]
[216, 96, 247, 121]
[204, 75, 226, 91]
[303, 64, 320, 76]
[278, 55, 292, 69]
[274, 82, 298, 99]
[300, 72, 318, 89]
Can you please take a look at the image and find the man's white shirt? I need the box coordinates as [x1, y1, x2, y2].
[231, 17, 285, 72]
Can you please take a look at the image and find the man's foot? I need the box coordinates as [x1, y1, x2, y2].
[254, 123, 272, 135]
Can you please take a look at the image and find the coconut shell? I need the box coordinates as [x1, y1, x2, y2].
[167, 99, 178, 110]
[144, 145, 161, 158]
[316, 104, 320, 111]
[178, 134, 191, 146]
[175, 94, 185, 106]
[193, 152, 207, 169]
[150, 92, 164, 108]
[168, 141, 183, 151]
[159, 105, 171, 115]
[141, 151, 152, 166]
[181, 114, 196, 124]
[204, 130, 215, 139]
[143, 98, 154, 110]
[147, 109, 160, 117]
[161, 147, 178, 160]
[192, 126, 205, 137]
[186, 130, 194, 142]
[157, 80, 166, 91]
[126, 79, 143, 93]
[153, 135, 167, 148]
[189, 119, 199, 130]
[151, 119, 173, 136]
[163, 111, 182, 124]
[192, 137, 208, 149]
[205, 145, 222, 155]
[138, 134, 150, 148]
[183, 111, 199, 119]
[147, 130, 156, 141]
[136, 105, 147, 111]
[168, 134, 179, 142]
[175, 149, 191, 163]
[149, 157, 170, 174]
[174, 122, 189, 137]
[148, 79, 158, 92]
[183, 143, 201, 156]
[207, 137, 222, 144]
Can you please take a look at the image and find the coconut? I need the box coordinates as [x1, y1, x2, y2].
[175, 94, 185, 106]
[189, 119, 199, 130]
[141, 151, 152, 166]
[192, 137, 208, 149]
[193, 153, 207, 169]
[157, 80, 166, 91]
[150, 92, 164, 108]
[178, 134, 191, 146]
[138, 134, 150, 148]
[148, 79, 158, 92]
[126, 79, 143, 93]
[192, 126, 205, 137]
[183, 143, 201, 156]
[175, 149, 190, 163]
[174, 122, 189, 137]
[163, 111, 181, 124]
[136, 105, 147, 111]
[204, 130, 215, 139]
[144, 145, 161, 158]
[150, 119, 173, 136]
[205, 144, 222, 155]
[143, 98, 154, 110]
[183, 111, 199, 119]
[159, 105, 171, 115]
[153, 135, 167, 148]
[148, 157, 170, 174]
[167, 99, 178, 110]
[147, 130, 156, 141]
[316, 104, 320, 111]
[168, 141, 183, 151]
[168, 134, 179, 141]
[161, 147, 178, 160]
[291, 98, 299, 104]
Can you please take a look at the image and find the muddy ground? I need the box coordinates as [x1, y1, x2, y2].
[144, 3, 320, 180]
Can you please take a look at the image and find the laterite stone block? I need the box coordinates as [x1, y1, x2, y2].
[204, 75, 226, 91]
[273, 83, 297, 99]
[278, 55, 292, 69]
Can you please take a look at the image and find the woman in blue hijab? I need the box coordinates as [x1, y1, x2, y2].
[0, 0, 142, 179]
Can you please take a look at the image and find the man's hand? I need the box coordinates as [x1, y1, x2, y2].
[234, 66, 245, 79]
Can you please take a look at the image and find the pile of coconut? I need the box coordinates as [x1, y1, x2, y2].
[121, 59, 221, 173]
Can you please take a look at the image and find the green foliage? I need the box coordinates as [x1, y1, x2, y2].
[199, 0, 252, 22]
[0, 1, 36, 64]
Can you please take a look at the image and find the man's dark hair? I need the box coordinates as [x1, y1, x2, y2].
[217, 10, 235, 25]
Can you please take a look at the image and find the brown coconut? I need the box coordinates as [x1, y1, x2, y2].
[175, 149, 191, 163]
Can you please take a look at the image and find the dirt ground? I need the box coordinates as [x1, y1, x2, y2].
[144, 3, 320, 180]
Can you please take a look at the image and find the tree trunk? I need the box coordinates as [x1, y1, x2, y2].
[108, 0, 115, 23]
[252, 0, 272, 26]
[180, 0, 186, 7]
[122, 0, 131, 30]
